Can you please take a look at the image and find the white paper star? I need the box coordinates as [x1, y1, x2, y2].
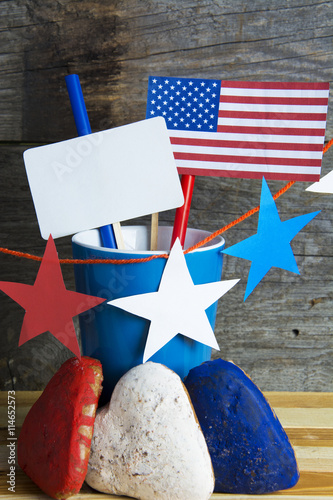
[306, 170, 333, 194]
[108, 239, 239, 362]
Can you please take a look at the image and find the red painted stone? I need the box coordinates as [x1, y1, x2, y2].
[18, 357, 103, 499]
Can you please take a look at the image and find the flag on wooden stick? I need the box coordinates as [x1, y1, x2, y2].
[146, 77, 329, 182]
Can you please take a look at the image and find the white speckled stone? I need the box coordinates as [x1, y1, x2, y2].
[86, 362, 214, 500]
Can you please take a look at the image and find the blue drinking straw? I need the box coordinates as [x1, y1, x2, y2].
[65, 74, 117, 248]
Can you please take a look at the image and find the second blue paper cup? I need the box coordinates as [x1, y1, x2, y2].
[72, 226, 225, 405]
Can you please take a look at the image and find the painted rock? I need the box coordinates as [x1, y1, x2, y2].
[86, 362, 214, 500]
[184, 359, 300, 494]
[18, 356, 103, 499]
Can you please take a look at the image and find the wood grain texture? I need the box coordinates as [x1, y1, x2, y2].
[0, 0, 332, 142]
[0, 392, 332, 498]
[0, 474, 330, 499]
[0, 0, 332, 392]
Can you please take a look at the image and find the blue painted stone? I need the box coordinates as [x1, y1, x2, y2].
[184, 359, 300, 494]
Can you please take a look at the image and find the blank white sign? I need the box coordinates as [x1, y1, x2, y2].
[24, 117, 184, 239]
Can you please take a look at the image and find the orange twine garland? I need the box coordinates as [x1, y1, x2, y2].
[1, 140, 331, 265]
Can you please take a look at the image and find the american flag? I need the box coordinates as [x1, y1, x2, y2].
[146, 77, 329, 182]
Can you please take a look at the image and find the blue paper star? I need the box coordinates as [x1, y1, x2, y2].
[222, 178, 320, 300]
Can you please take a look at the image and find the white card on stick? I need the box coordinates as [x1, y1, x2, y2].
[24, 117, 184, 239]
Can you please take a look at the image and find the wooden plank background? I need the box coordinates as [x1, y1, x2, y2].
[1, 391, 332, 498]
[0, 0, 332, 392]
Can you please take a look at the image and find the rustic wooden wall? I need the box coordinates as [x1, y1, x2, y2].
[0, 0, 332, 392]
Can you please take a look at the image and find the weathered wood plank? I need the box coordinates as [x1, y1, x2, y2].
[0, 0, 331, 141]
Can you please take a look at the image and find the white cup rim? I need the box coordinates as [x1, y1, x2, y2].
[72, 225, 224, 255]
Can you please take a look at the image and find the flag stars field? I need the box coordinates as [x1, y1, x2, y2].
[147, 77, 220, 132]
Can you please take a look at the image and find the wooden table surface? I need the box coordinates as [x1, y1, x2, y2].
[0, 391, 332, 499]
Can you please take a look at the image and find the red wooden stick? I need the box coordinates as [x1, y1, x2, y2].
[170, 175, 195, 249]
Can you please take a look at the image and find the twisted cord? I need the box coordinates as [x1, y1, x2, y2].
[0, 140, 331, 264]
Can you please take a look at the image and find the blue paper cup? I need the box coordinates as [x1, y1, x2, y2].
[72, 226, 225, 405]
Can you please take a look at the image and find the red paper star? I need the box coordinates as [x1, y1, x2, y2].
[0, 235, 106, 358]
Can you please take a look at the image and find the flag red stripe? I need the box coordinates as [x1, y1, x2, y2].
[173, 152, 321, 167]
[216, 125, 326, 136]
[221, 81, 330, 90]
[218, 110, 327, 121]
[219, 95, 329, 106]
[177, 166, 320, 181]
[170, 137, 323, 151]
